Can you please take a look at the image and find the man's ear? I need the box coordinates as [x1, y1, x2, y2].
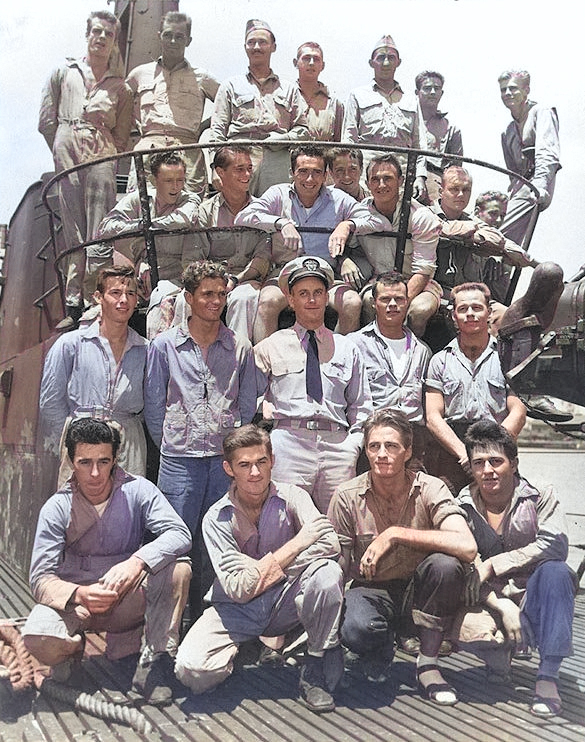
[293, 57, 298, 69]
[368, 57, 375, 70]
[223, 459, 234, 478]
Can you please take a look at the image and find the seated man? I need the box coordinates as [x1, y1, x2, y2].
[431, 166, 534, 305]
[235, 144, 377, 341]
[346, 153, 442, 336]
[474, 190, 508, 229]
[96, 152, 204, 338]
[197, 146, 271, 339]
[425, 282, 526, 495]
[175, 424, 345, 714]
[460, 420, 575, 718]
[327, 147, 369, 201]
[328, 409, 477, 704]
[21, 418, 192, 706]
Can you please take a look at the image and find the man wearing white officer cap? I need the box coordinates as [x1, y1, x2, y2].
[254, 256, 373, 513]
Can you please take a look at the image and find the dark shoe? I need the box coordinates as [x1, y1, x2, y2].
[132, 652, 174, 707]
[526, 396, 573, 423]
[258, 645, 285, 666]
[299, 655, 335, 714]
[417, 663, 458, 706]
[514, 646, 533, 661]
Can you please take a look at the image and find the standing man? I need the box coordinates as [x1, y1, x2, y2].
[461, 420, 575, 718]
[126, 11, 220, 198]
[96, 151, 204, 337]
[293, 42, 344, 142]
[328, 410, 476, 701]
[499, 70, 561, 246]
[342, 34, 428, 202]
[21, 418, 192, 707]
[254, 256, 373, 513]
[348, 154, 442, 336]
[425, 282, 526, 494]
[197, 146, 271, 339]
[210, 19, 309, 196]
[144, 261, 258, 618]
[175, 424, 344, 714]
[235, 144, 377, 341]
[39, 10, 133, 330]
[415, 71, 463, 203]
[349, 272, 431, 468]
[40, 266, 148, 486]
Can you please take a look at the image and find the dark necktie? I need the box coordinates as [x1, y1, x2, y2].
[305, 330, 323, 403]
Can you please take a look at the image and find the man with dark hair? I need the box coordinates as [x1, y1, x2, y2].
[210, 19, 309, 196]
[126, 11, 219, 198]
[144, 260, 258, 619]
[21, 417, 192, 706]
[342, 34, 428, 202]
[474, 190, 508, 229]
[415, 70, 463, 203]
[347, 153, 443, 335]
[97, 151, 203, 337]
[327, 147, 369, 201]
[425, 282, 526, 494]
[40, 266, 148, 486]
[195, 146, 271, 339]
[293, 42, 344, 142]
[39, 9, 133, 330]
[328, 409, 476, 701]
[460, 420, 575, 717]
[175, 424, 344, 714]
[498, 70, 561, 246]
[254, 256, 372, 513]
[235, 144, 377, 341]
[349, 271, 432, 468]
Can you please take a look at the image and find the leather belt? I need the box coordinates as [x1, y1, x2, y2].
[274, 418, 347, 432]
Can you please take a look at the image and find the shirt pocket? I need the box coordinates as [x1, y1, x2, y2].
[323, 360, 352, 385]
[486, 377, 507, 420]
[137, 83, 157, 107]
[443, 378, 465, 411]
[271, 357, 305, 377]
[162, 409, 188, 450]
[232, 93, 257, 125]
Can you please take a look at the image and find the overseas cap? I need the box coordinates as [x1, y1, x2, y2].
[245, 19, 274, 39]
[372, 34, 399, 57]
[278, 256, 334, 294]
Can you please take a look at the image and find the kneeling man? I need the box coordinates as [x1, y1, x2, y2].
[175, 424, 344, 713]
[460, 420, 575, 718]
[22, 418, 192, 706]
[328, 409, 476, 705]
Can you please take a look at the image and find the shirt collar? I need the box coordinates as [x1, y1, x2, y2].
[370, 320, 411, 348]
[157, 56, 191, 73]
[80, 319, 146, 350]
[174, 319, 235, 350]
[247, 68, 279, 85]
[294, 322, 328, 343]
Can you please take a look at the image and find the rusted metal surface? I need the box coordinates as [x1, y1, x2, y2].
[1, 560, 584, 742]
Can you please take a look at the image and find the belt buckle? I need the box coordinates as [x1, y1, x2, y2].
[306, 420, 319, 430]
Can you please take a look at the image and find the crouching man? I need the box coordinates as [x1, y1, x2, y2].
[327, 409, 477, 705]
[21, 418, 192, 706]
[175, 424, 345, 713]
[460, 420, 576, 718]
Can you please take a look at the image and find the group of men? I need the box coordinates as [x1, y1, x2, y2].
[41, 10, 560, 332]
[27, 4, 572, 723]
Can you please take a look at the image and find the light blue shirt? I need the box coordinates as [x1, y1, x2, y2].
[144, 320, 258, 457]
[39, 320, 148, 450]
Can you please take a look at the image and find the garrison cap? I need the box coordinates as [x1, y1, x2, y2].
[278, 256, 334, 294]
[372, 34, 399, 57]
[245, 19, 274, 39]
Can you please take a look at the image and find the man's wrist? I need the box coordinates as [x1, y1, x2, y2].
[276, 218, 295, 232]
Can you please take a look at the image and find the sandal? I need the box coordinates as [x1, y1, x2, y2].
[531, 695, 562, 717]
[416, 663, 458, 706]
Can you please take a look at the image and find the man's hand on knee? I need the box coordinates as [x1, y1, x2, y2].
[73, 583, 121, 614]
[99, 555, 146, 597]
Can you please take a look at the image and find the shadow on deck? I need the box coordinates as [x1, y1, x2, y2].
[1, 558, 584, 742]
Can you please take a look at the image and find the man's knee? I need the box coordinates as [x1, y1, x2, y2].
[530, 560, 576, 597]
[174, 650, 233, 695]
[340, 590, 393, 654]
